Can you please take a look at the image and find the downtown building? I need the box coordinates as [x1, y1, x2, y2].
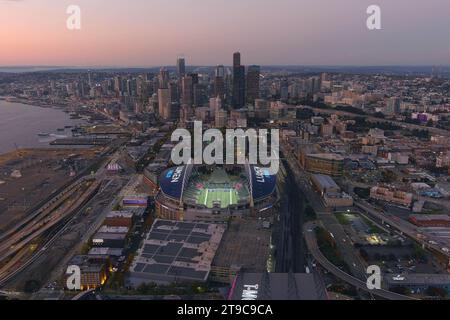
[246, 65, 260, 104]
[232, 52, 246, 108]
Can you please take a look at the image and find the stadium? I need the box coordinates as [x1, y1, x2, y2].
[155, 163, 277, 222]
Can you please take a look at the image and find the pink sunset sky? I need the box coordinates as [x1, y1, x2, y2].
[1, 0, 450, 66]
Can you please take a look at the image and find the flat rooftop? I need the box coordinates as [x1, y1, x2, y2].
[311, 174, 339, 190]
[212, 218, 271, 272]
[88, 247, 123, 257]
[228, 273, 327, 300]
[307, 153, 344, 161]
[106, 211, 134, 219]
[128, 219, 226, 285]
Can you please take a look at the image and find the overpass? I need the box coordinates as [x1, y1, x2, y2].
[303, 221, 417, 300]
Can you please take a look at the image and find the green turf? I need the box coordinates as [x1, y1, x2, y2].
[196, 189, 238, 208]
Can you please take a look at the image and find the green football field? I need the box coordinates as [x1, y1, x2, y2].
[197, 189, 238, 208]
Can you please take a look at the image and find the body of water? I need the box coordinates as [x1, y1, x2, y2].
[0, 99, 86, 154]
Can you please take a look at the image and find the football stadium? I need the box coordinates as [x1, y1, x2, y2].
[155, 164, 277, 222]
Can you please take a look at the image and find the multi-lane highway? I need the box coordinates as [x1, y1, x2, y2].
[354, 200, 450, 261]
[303, 221, 417, 300]
[0, 149, 126, 288]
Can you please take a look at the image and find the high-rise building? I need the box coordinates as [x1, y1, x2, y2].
[232, 52, 246, 108]
[114, 76, 122, 94]
[169, 82, 179, 103]
[181, 75, 194, 107]
[193, 83, 206, 107]
[215, 65, 225, 78]
[158, 88, 171, 119]
[177, 57, 186, 78]
[233, 52, 241, 67]
[246, 65, 260, 104]
[215, 108, 228, 128]
[214, 76, 225, 99]
[386, 97, 401, 115]
[159, 67, 169, 89]
[214, 65, 226, 99]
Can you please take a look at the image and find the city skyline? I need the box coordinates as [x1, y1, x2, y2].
[1, 0, 450, 67]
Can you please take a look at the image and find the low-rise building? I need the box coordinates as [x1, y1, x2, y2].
[104, 211, 134, 228]
[409, 214, 450, 227]
[370, 186, 413, 207]
[65, 255, 110, 291]
[303, 153, 344, 176]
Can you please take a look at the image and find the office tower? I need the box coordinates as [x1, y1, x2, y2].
[246, 65, 260, 104]
[214, 76, 225, 99]
[193, 83, 206, 107]
[232, 52, 246, 108]
[144, 73, 154, 82]
[215, 109, 228, 128]
[233, 52, 241, 67]
[114, 76, 122, 93]
[169, 82, 179, 103]
[159, 67, 169, 89]
[181, 75, 194, 107]
[88, 71, 92, 88]
[209, 96, 222, 118]
[386, 97, 401, 115]
[213, 65, 226, 99]
[136, 76, 144, 97]
[312, 76, 321, 93]
[158, 88, 171, 119]
[280, 80, 289, 101]
[215, 65, 225, 78]
[152, 77, 160, 94]
[189, 73, 199, 85]
[126, 79, 132, 96]
[177, 57, 186, 78]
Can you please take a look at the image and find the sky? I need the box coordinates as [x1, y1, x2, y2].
[1, 0, 450, 67]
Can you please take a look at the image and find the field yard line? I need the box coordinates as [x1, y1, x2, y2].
[229, 190, 232, 204]
[204, 189, 208, 206]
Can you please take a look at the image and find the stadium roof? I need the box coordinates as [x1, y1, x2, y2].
[159, 164, 277, 203]
[159, 166, 187, 200]
[250, 165, 277, 200]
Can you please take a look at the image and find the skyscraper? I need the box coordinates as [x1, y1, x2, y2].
[215, 65, 225, 78]
[158, 67, 169, 89]
[177, 57, 186, 79]
[158, 88, 171, 120]
[181, 75, 194, 107]
[246, 65, 260, 104]
[386, 97, 401, 115]
[232, 52, 246, 108]
[233, 52, 241, 67]
[214, 65, 226, 99]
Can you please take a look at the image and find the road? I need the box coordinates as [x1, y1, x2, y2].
[0, 148, 128, 288]
[354, 200, 450, 260]
[303, 221, 417, 300]
[275, 157, 307, 273]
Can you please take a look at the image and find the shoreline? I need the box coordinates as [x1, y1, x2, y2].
[0, 99, 88, 156]
[3, 96, 68, 110]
